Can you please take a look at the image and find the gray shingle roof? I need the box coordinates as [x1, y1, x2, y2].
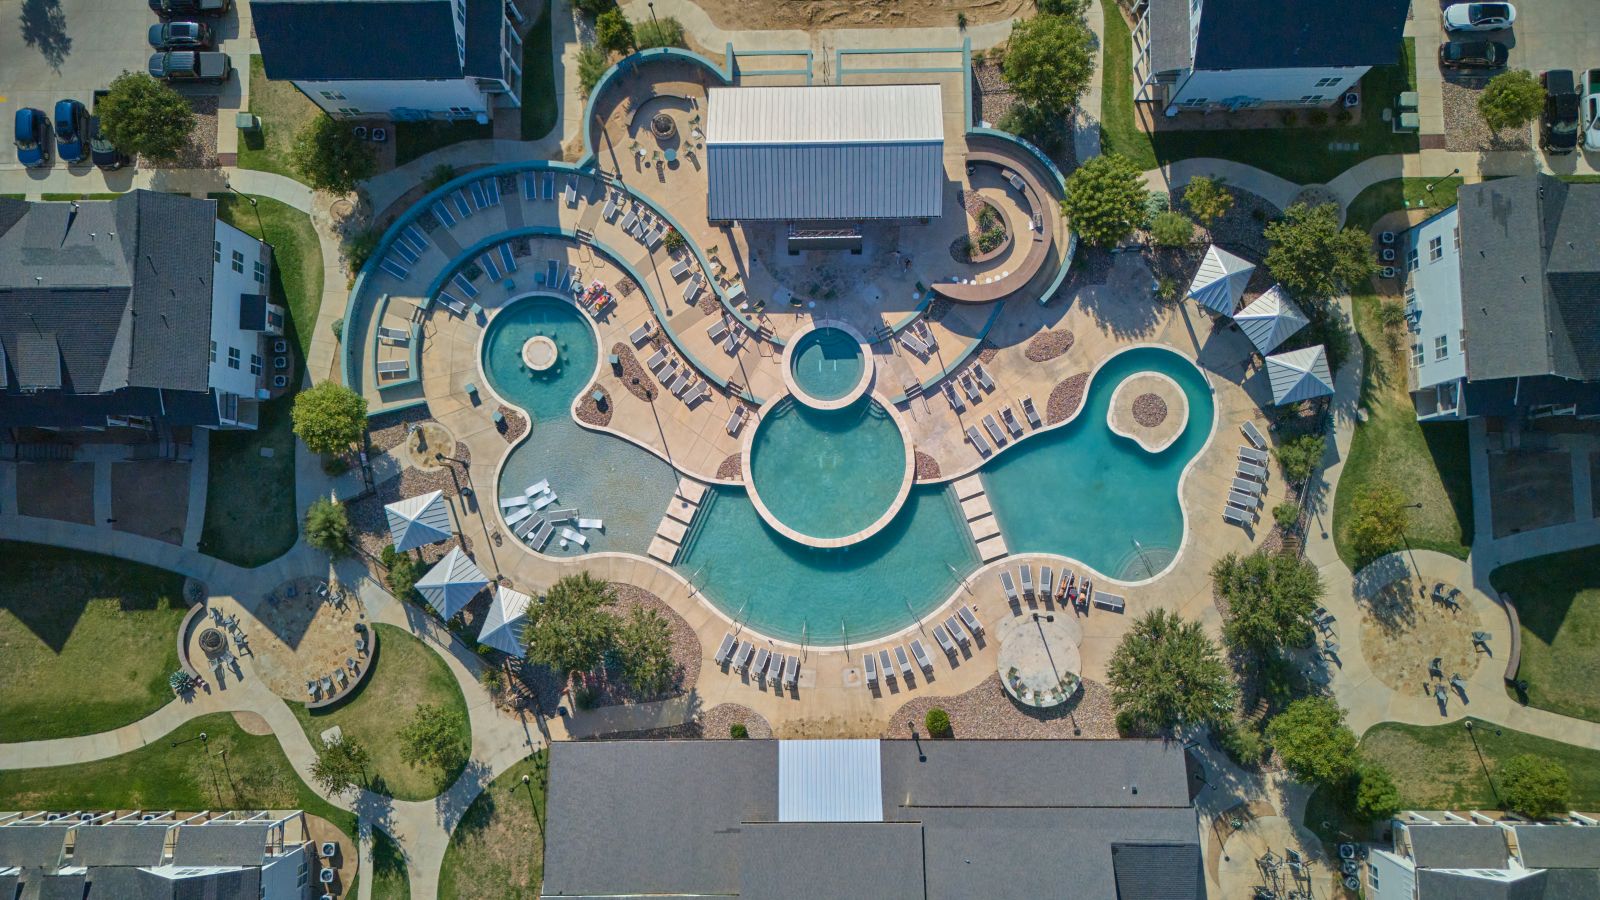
[1409, 824, 1511, 869]
[1113, 841, 1206, 900]
[1516, 826, 1600, 870]
[1145, 0, 1193, 74]
[737, 822, 923, 900]
[1193, 0, 1410, 70]
[171, 823, 268, 867]
[0, 826, 69, 867]
[879, 738, 1192, 809]
[1417, 868, 1551, 900]
[71, 826, 168, 866]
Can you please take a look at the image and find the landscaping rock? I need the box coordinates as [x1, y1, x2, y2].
[497, 405, 527, 443]
[716, 453, 742, 481]
[1443, 78, 1532, 152]
[1024, 329, 1074, 362]
[914, 450, 941, 481]
[1133, 392, 1168, 427]
[610, 342, 657, 403]
[886, 673, 1117, 739]
[575, 384, 613, 427]
[1046, 373, 1089, 425]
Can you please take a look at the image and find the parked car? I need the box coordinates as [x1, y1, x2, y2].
[88, 117, 128, 170]
[1439, 40, 1508, 69]
[1542, 69, 1581, 154]
[148, 51, 232, 84]
[147, 0, 229, 18]
[1443, 2, 1516, 30]
[53, 99, 89, 164]
[13, 107, 50, 168]
[148, 20, 213, 49]
[1583, 68, 1600, 152]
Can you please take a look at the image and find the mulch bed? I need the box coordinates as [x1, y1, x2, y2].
[575, 385, 613, 427]
[976, 340, 999, 363]
[697, 291, 721, 315]
[924, 298, 952, 323]
[887, 673, 1117, 739]
[1046, 373, 1089, 425]
[496, 405, 527, 443]
[610, 343, 656, 402]
[367, 407, 431, 453]
[716, 453, 742, 481]
[580, 703, 773, 741]
[914, 450, 941, 481]
[1025, 329, 1074, 362]
[1133, 393, 1168, 428]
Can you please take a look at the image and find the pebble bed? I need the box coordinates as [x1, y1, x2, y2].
[972, 60, 1020, 129]
[977, 340, 999, 364]
[1132, 393, 1168, 428]
[886, 673, 1117, 739]
[165, 96, 218, 168]
[716, 453, 742, 481]
[575, 384, 613, 427]
[496, 405, 527, 443]
[582, 703, 774, 741]
[1443, 79, 1532, 151]
[610, 343, 656, 402]
[1046, 373, 1090, 425]
[924, 298, 952, 323]
[1024, 329, 1074, 362]
[914, 450, 941, 481]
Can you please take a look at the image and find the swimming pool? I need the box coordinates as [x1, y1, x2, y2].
[484, 295, 680, 557]
[789, 326, 866, 402]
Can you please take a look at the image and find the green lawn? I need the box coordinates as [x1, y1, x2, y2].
[372, 825, 412, 899]
[1307, 718, 1600, 840]
[0, 712, 359, 841]
[0, 543, 186, 743]
[396, 121, 493, 167]
[39, 192, 125, 200]
[1345, 177, 1463, 234]
[1491, 548, 1600, 721]
[439, 752, 547, 900]
[236, 54, 323, 179]
[1099, 6, 1417, 184]
[520, 8, 559, 141]
[292, 624, 471, 801]
[199, 194, 323, 568]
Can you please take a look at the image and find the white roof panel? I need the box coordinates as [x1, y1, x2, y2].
[1266, 344, 1335, 405]
[705, 85, 944, 145]
[778, 739, 883, 823]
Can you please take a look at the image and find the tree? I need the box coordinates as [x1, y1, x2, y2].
[577, 44, 610, 97]
[1182, 175, 1234, 229]
[1035, 0, 1088, 15]
[304, 496, 350, 556]
[310, 736, 371, 796]
[925, 708, 953, 738]
[97, 72, 195, 163]
[1106, 609, 1236, 734]
[524, 572, 617, 676]
[290, 115, 376, 194]
[1273, 502, 1302, 530]
[1349, 482, 1409, 561]
[1478, 70, 1545, 132]
[1273, 433, 1326, 484]
[634, 16, 686, 49]
[1355, 764, 1403, 822]
[595, 9, 634, 54]
[1266, 697, 1359, 786]
[1500, 754, 1571, 819]
[291, 382, 368, 456]
[1002, 13, 1095, 116]
[1212, 551, 1324, 654]
[399, 703, 467, 778]
[573, 0, 615, 17]
[1264, 202, 1378, 300]
[381, 545, 420, 600]
[1149, 210, 1196, 247]
[614, 607, 675, 695]
[1061, 154, 1149, 248]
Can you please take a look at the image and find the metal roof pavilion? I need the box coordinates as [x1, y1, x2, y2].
[416, 545, 489, 620]
[1265, 344, 1335, 405]
[778, 739, 883, 823]
[1234, 284, 1309, 354]
[477, 584, 532, 656]
[384, 490, 453, 552]
[705, 84, 945, 222]
[1186, 245, 1256, 316]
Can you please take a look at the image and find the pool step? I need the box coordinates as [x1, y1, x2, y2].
[648, 477, 709, 565]
[953, 475, 1008, 562]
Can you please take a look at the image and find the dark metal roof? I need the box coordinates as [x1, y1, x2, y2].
[1192, 0, 1410, 70]
[170, 824, 268, 867]
[71, 826, 168, 867]
[0, 827, 69, 868]
[462, 0, 503, 79]
[1516, 826, 1600, 870]
[253, 0, 464, 81]
[1409, 824, 1511, 869]
[737, 822, 924, 900]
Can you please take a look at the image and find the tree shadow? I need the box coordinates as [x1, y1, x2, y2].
[20, 0, 71, 72]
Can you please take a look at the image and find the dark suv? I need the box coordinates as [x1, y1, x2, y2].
[147, 0, 230, 18]
[148, 20, 213, 49]
[1542, 69, 1581, 154]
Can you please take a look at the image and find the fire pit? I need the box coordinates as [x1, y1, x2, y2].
[198, 627, 227, 659]
[650, 112, 677, 141]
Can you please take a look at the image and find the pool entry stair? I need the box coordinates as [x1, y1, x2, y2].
[648, 477, 708, 564]
[954, 474, 1008, 562]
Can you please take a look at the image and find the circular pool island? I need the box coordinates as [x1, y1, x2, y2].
[742, 394, 914, 548]
[781, 321, 873, 409]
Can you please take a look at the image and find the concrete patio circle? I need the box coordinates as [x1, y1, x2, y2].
[1357, 574, 1484, 696]
[1107, 372, 1188, 453]
[996, 612, 1082, 708]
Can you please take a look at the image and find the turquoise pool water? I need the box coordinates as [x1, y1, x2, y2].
[790, 326, 865, 400]
[485, 295, 679, 557]
[747, 397, 906, 541]
[980, 346, 1214, 581]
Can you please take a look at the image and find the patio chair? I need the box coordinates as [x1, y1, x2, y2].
[784, 655, 799, 688]
[1039, 566, 1054, 600]
[307, 681, 319, 699]
[959, 604, 983, 635]
[1241, 420, 1268, 450]
[753, 647, 771, 680]
[1429, 657, 1443, 679]
[933, 623, 956, 656]
[1020, 564, 1034, 598]
[1021, 395, 1041, 428]
[947, 615, 971, 647]
[1431, 582, 1448, 603]
[973, 362, 996, 391]
[864, 650, 878, 686]
[894, 646, 914, 680]
[1000, 571, 1019, 603]
[321, 676, 335, 695]
[335, 669, 348, 688]
[879, 650, 895, 681]
[911, 639, 934, 674]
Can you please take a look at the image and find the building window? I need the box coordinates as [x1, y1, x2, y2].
[1453, 226, 1460, 250]
[1406, 247, 1420, 272]
[448, 106, 474, 117]
[1429, 236, 1443, 261]
[253, 260, 266, 284]
[227, 347, 240, 370]
[318, 90, 347, 101]
[336, 107, 361, 117]
[1180, 97, 1208, 108]
[213, 240, 221, 263]
[1314, 77, 1341, 88]
[231, 249, 244, 273]
[209, 340, 217, 363]
[1298, 95, 1325, 104]
[1435, 335, 1449, 360]
[250, 354, 262, 375]
[1411, 342, 1424, 367]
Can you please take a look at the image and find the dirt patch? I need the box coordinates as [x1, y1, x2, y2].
[914, 450, 941, 481]
[1442, 78, 1533, 152]
[575, 384, 613, 427]
[716, 453, 742, 481]
[887, 673, 1117, 739]
[496, 405, 528, 443]
[1046, 373, 1089, 425]
[1025, 329, 1074, 362]
[231, 710, 274, 735]
[611, 342, 657, 402]
[16, 461, 94, 525]
[690, 0, 1027, 30]
[1133, 393, 1168, 428]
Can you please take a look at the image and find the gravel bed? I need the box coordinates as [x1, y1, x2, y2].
[1068, 248, 1116, 287]
[1175, 184, 1281, 259]
[914, 450, 941, 481]
[972, 59, 1020, 128]
[1291, 185, 1340, 211]
[886, 673, 1117, 739]
[976, 340, 999, 363]
[347, 439, 472, 564]
[924, 298, 952, 323]
[615, 276, 640, 297]
[581, 703, 773, 741]
[158, 96, 218, 168]
[366, 407, 431, 453]
[575, 384, 612, 426]
[1442, 78, 1532, 151]
[697, 289, 721, 315]
[1133, 393, 1168, 427]
[1046, 373, 1089, 425]
[1024, 329, 1074, 362]
[716, 453, 742, 481]
[496, 405, 527, 443]
[610, 343, 656, 402]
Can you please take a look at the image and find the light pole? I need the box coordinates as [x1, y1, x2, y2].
[223, 180, 269, 246]
[1402, 501, 1424, 591]
[1426, 168, 1461, 193]
[647, 0, 659, 32]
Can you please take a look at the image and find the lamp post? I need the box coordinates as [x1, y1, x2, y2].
[1426, 168, 1461, 193]
[1464, 720, 1503, 805]
[1402, 501, 1424, 592]
[223, 180, 268, 245]
[647, 0, 659, 32]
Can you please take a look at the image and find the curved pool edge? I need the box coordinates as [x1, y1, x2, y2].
[779, 319, 874, 410]
[1105, 371, 1190, 454]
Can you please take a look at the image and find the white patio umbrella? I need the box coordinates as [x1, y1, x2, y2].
[1265, 345, 1335, 405]
[1234, 284, 1309, 354]
[1186, 245, 1256, 316]
[384, 489, 453, 552]
[415, 546, 489, 619]
[478, 585, 533, 657]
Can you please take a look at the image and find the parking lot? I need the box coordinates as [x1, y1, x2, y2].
[0, 0, 243, 171]
[1435, 0, 1600, 80]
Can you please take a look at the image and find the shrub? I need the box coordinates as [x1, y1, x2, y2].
[577, 45, 610, 97]
[1355, 764, 1403, 821]
[345, 228, 380, 277]
[1266, 697, 1359, 786]
[996, 102, 1064, 156]
[1181, 176, 1234, 228]
[98, 72, 195, 163]
[1500, 754, 1571, 819]
[1378, 300, 1407, 331]
[1307, 109, 1329, 127]
[1273, 502, 1301, 531]
[290, 115, 376, 194]
[1279, 110, 1297, 126]
[925, 708, 953, 738]
[730, 723, 749, 739]
[1156, 276, 1182, 302]
[304, 497, 350, 556]
[291, 382, 367, 455]
[573, 684, 599, 710]
[331, 317, 344, 341]
[424, 163, 458, 191]
[614, 607, 675, 695]
[1002, 13, 1095, 115]
[1217, 719, 1268, 768]
[1149, 210, 1195, 248]
[634, 16, 685, 49]
[595, 9, 634, 54]
[662, 229, 685, 253]
[1273, 433, 1326, 484]
[1349, 482, 1410, 562]
[169, 670, 192, 694]
[381, 546, 421, 600]
[1035, 0, 1088, 14]
[1335, 107, 1354, 125]
[1061, 154, 1149, 247]
[1478, 70, 1544, 132]
[573, 0, 615, 16]
[479, 667, 503, 692]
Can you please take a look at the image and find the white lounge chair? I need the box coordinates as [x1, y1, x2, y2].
[894, 646, 914, 679]
[966, 426, 992, 457]
[933, 624, 956, 656]
[1001, 407, 1024, 437]
[647, 347, 670, 371]
[1238, 461, 1269, 481]
[499, 495, 529, 509]
[753, 647, 771, 680]
[629, 320, 653, 346]
[983, 415, 1006, 446]
[961, 373, 981, 401]
[1227, 490, 1259, 511]
[735, 641, 754, 671]
[879, 650, 895, 681]
[714, 633, 735, 666]
[560, 526, 587, 546]
[1238, 446, 1270, 466]
[944, 381, 965, 412]
[505, 507, 532, 527]
[945, 615, 970, 646]
[784, 655, 799, 688]
[1022, 395, 1041, 428]
[864, 650, 878, 686]
[1232, 477, 1264, 495]
[726, 408, 746, 436]
[1000, 571, 1019, 603]
[1223, 505, 1251, 527]
[576, 518, 603, 530]
[524, 479, 550, 497]
[973, 363, 996, 391]
[1241, 420, 1268, 450]
[1093, 592, 1126, 612]
[910, 639, 933, 674]
[958, 604, 984, 636]
[1020, 565, 1034, 598]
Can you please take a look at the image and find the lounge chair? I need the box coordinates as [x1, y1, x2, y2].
[1020, 564, 1034, 598]
[958, 605, 983, 635]
[437, 292, 468, 316]
[499, 495, 529, 509]
[629, 320, 653, 346]
[1001, 407, 1023, 437]
[505, 507, 532, 527]
[376, 359, 409, 377]
[784, 655, 799, 688]
[683, 381, 709, 406]
[714, 633, 735, 666]
[735, 641, 754, 671]
[983, 414, 1006, 446]
[910, 640, 934, 673]
[1231, 477, 1264, 496]
[647, 348, 670, 372]
[564, 180, 577, 206]
[966, 425, 992, 457]
[973, 363, 996, 391]
[621, 210, 638, 233]
[1021, 395, 1041, 427]
[1093, 592, 1125, 612]
[1223, 505, 1251, 527]
[668, 371, 690, 397]
[1227, 490, 1259, 511]
[1241, 420, 1268, 450]
[943, 382, 965, 412]
[1000, 571, 1019, 603]
[933, 624, 956, 655]
[670, 257, 692, 280]
[560, 526, 587, 546]
[707, 319, 729, 342]
[1238, 446, 1270, 466]
[895, 646, 914, 679]
[899, 331, 928, 357]
[879, 650, 895, 681]
[753, 647, 771, 680]
[946, 615, 970, 646]
[524, 478, 551, 497]
[577, 518, 603, 530]
[529, 519, 555, 549]
[726, 408, 746, 436]
[1039, 566, 1054, 599]
[864, 650, 878, 686]
[1237, 461, 1269, 481]
[961, 373, 981, 401]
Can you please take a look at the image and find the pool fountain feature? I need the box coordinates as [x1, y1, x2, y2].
[521, 335, 558, 372]
[781, 321, 873, 409]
